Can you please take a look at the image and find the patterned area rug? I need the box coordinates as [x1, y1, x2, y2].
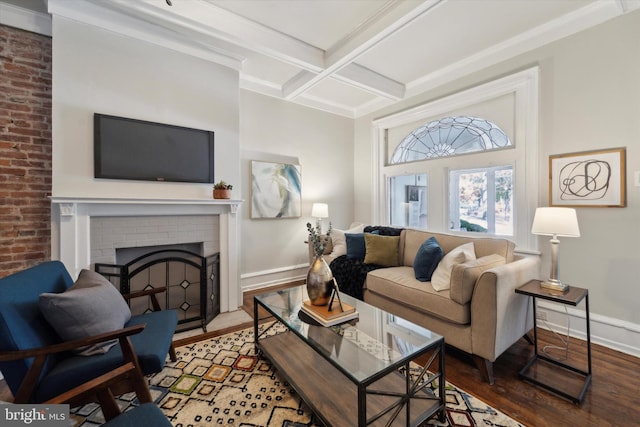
[70, 324, 525, 427]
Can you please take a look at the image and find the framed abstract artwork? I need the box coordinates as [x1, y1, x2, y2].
[251, 161, 302, 219]
[549, 147, 626, 207]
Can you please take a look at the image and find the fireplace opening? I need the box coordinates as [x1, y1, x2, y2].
[96, 244, 220, 332]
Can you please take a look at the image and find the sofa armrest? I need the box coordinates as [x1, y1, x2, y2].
[450, 254, 507, 305]
[470, 255, 540, 362]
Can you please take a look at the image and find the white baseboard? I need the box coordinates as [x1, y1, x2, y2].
[240, 265, 640, 360]
[537, 300, 640, 358]
[241, 263, 307, 293]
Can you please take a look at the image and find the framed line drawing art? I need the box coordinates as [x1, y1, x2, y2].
[251, 161, 302, 219]
[549, 147, 626, 207]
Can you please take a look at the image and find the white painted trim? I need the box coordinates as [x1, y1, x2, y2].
[48, 0, 243, 71]
[537, 300, 640, 358]
[50, 197, 243, 313]
[0, 2, 52, 36]
[372, 67, 539, 249]
[241, 264, 307, 293]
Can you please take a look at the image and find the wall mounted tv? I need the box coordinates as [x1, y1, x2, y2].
[94, 113, 214, 183]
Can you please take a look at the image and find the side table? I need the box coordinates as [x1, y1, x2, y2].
[515, 280, 591, 404]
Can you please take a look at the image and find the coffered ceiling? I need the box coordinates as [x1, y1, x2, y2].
[10, 0, 640, 117]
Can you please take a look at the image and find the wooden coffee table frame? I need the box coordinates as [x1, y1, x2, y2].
[254, 290, 446, 427]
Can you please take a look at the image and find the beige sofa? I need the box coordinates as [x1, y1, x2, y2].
[312, 227, 539, 384]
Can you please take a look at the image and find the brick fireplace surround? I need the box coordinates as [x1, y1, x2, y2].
[50, 197, 243, 313]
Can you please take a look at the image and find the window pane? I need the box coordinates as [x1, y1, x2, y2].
[390, 116, 512, 164]
[495, 168, 513, 236]
[389, 174, 427, 228]
[449, 166, 513, 236]
[457, 171, 488, 232]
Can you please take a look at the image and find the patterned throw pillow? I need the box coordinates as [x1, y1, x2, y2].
[413, 236, 444, 282]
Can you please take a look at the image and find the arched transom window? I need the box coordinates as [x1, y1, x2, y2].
[390, 116, 512, 164]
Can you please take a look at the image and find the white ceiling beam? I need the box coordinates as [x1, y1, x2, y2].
[80, 0, 325, 72]
[334, 63, 405, 100]
[324, 0, 443, 69]
[49, 0, 245, 70]
[282, 0, 442, 100]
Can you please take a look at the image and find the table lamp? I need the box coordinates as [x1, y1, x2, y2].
[531, 207, 580, 292]
[311, 203, 329, 233]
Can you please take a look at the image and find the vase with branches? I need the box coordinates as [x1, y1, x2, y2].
[306, 222, 333, 305]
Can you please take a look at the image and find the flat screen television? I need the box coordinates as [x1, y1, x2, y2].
[94, 113, 215, 183]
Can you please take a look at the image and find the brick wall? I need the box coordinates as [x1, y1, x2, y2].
[0, 25, 52, 277]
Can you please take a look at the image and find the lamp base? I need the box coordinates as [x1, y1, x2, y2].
[540, 279, 570, 293]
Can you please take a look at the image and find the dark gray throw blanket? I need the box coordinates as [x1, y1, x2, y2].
[330, 226, 403, 300]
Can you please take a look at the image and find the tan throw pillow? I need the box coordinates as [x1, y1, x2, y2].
[329, 224, 365, 257]
[431, 242, 476, 291]
[364, 233, 400, 267]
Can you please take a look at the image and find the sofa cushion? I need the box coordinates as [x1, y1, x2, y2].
[449, 254, 507, 305]
[413, 237, 444, 282]
[431, 242, 476, 291]
[345, 233, 366, 259]
[365, 267, 470, 324]
[364, 234, 400, 267]
[39, 269, 132, 356]
[329, 224, 365, 258]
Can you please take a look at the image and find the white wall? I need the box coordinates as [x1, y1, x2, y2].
[51, 17, 240, 200]
[355, 10, 640, 354]
[50, 15, 356, 292]
[239, 90, 354, 290]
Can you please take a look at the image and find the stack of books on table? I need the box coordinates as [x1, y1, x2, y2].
[301, 299, 358, 327]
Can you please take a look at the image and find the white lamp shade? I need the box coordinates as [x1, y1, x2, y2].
[311, 203, 329, 218]
[531, 207, 580, 237]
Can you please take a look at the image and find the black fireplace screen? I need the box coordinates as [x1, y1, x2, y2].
[96, 249, 220, 332]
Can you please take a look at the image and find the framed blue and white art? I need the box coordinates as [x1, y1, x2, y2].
[250, 160, 302, 219]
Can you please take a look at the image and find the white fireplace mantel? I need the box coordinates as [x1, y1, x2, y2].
[50, 197, 243, 313]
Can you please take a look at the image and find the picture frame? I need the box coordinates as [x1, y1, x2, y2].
[406, 185, 423, 202]
[549, 147, 626, 207]
[250, 160, 302, 219]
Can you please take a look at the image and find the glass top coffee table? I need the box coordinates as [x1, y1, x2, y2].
[254, 285, 446, 426]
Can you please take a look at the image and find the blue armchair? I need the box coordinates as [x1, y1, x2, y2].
[0, 261, 178, 409]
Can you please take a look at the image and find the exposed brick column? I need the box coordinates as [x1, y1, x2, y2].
[0, 25, 52, 277]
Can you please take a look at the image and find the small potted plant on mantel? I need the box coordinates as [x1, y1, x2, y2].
[213, 181, 233, 199]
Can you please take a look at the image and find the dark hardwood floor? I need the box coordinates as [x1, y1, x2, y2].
[242, 284, 640, 427]
[2, 282, 637, 427]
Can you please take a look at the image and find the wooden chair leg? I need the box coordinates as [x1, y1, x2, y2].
[473, 356, 495, 385]
[96, 388, 121, 421]
[118, 336, 152, 404]
[169, 343, 177, 362]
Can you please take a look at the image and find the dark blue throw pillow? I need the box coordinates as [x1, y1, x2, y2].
[345, 233, 366, 259]
[346, 231, 380, 260]
[413, 236, 444, 282]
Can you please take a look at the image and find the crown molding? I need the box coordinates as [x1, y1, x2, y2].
[47, 0, 244, 70]
[0, 2, 51, 36]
